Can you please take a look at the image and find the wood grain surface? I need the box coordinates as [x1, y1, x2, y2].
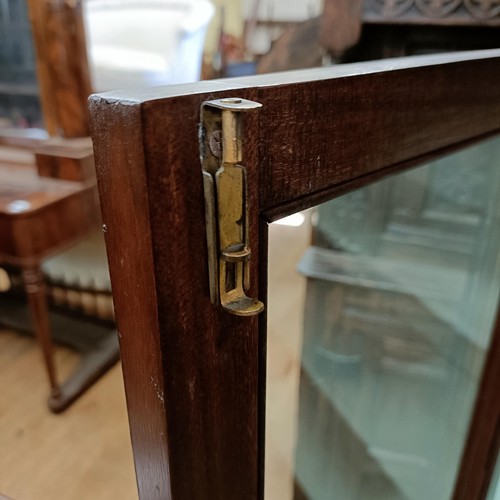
[0, 165, 97, 265]
[89, 100, 171, 500]
[26, 0, 91, 137]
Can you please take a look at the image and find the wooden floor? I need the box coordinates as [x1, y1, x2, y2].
[0, 329, 136, 500]
[0, 217, 310, 500]
[266, 216, 311, 500]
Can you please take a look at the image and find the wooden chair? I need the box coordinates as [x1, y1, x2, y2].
[0, 0, 116, 411]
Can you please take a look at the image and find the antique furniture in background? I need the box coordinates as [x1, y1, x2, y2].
[348, 0, 500, 60]
[0, 0, 216, 412]
[1, 0, 219, 412]
[257, 0, 500, 73]
[0, 0, 116, 411]
[0, 0, 91, 140]
[0, 149, 113, 412]
[0, 142, 117, 410]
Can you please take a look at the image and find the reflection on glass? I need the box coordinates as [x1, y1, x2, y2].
[266, 137, 500, 500]
[487, 453, 500, 500]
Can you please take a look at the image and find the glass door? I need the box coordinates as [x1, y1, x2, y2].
[266, 136, 500, 499]
[90, 49, 500, 500]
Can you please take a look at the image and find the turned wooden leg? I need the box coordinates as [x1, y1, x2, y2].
[22, 265, 61, 404]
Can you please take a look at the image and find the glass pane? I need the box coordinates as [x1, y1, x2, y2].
[487, 453, 500, 500]
[266, 136, 500, 500]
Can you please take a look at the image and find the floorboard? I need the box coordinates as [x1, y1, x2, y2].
[0, 328, 136, 500]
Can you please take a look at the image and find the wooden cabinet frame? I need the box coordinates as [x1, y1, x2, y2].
[89, 49, 500, 500]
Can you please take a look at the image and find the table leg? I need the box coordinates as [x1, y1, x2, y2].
[22, 266, 61, 404]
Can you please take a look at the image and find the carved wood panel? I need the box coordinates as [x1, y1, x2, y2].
[365, 0, 500, 24]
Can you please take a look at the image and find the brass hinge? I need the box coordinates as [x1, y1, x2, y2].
[200, 98, 264, 317]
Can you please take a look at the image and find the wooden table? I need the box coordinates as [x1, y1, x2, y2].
[0, 156, 98, 411]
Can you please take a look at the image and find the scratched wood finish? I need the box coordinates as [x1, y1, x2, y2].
[97, 50, 500, 217]
[255, 55, 500, 214]
[89, 49, 500, 500]
[88, 100, 171, 500]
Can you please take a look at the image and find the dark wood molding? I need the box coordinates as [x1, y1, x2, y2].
[255, 56, 500, 211]
[91, 84, 262, 499]
[261, 128, 500, 223]
[99, 49, 500, 214]
[453, 306, 500, 500]
[88, 98, 170, 499]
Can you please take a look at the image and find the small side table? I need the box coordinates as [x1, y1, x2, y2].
[0, 162, 99, 411]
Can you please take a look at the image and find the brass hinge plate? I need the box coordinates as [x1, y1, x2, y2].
[200, 98, 264, 317]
